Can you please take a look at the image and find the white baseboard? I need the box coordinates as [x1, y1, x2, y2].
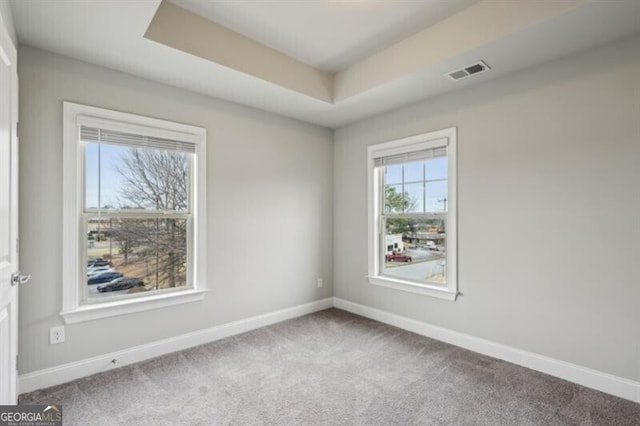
[333, 297, 640, 403]
[18, 297, 333, 394]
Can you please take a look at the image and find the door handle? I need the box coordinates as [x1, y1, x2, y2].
[11, 272, 31, 287]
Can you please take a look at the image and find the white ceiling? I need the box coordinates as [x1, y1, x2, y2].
[8, 0, 640, 128]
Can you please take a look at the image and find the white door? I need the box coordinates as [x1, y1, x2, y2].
[0, 14, 22, 405]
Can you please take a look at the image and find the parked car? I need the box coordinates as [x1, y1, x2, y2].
[385, 253, 412, 262]
[88, 271, 122, 284]
[88, 258, 110, 268]
[97, 277, 144, 293]
[87, 266, 113, 277]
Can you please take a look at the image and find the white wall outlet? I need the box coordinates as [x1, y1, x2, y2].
[50, 326, 65, 345]
[317, 278, 323, 288]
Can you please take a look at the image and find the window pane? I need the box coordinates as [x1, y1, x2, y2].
[403, 160, 424, 183]
[382, 216, 447, 286]
[84, 142, 189, 211]
[384, 185, 405, 213]
[404, 182, 424, 213]
[85, 216, 188, 301]
[384, 164, 402, 185]
[425, 156, 447, 181]
[425, 180, 448, 212]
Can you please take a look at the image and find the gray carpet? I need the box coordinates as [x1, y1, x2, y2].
[19, 308, 640, 425]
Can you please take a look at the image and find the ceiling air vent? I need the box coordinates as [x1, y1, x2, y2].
[446, 61, 490, 81]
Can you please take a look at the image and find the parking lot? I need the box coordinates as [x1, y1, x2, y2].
[384, 248, 446, 284]
[385, 247, 444, 266]
[87, 240, 155, 299]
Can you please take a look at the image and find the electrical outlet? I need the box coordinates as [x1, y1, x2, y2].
[50, 326, 65, 345]
[317, 278, 323, 289]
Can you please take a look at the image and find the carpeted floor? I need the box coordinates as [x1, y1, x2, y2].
[19, 308, 640, 425]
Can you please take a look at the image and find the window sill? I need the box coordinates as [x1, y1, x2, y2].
[60, 289, 207, 324]
[367, 275, 458, 301]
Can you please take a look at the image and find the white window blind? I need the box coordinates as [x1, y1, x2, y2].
[80, 126, 196, 153]
[77, 114, 199, 153]
[373, 146, 446, 167]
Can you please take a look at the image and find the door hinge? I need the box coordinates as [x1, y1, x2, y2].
[16, 122, 18, 138]
[16, 354, 19, 372]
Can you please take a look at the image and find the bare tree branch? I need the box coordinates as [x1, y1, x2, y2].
[112, 148, 189, 288]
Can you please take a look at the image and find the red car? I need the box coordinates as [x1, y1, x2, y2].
[385, 253, 412, 262]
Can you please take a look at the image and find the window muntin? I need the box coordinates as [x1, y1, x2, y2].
[368, 128, 457, 300]
[62, 102, 207, 322]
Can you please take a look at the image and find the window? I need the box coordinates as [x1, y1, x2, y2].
[367, 128, 457, 301]
[62, 102, 207, 323]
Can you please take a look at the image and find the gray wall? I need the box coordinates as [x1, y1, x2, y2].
[334, 35, 640, 381]
[18, 46, 333, 374]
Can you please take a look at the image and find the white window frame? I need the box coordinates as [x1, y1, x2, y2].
[61, 102, 207, 324]
[367, 127, 458, 301]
